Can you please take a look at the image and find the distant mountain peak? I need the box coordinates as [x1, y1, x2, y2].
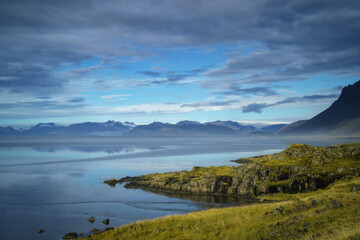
[176, 120, 202, 125]
[32, 123, 57, 128]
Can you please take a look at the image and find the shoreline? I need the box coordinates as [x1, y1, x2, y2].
[75, 143, 360, 239]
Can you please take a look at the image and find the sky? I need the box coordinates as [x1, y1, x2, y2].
[0, 0, 359, 127]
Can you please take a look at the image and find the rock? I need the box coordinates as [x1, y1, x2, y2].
[111, 144, 360, 197]
[272, 206, 285, 215]
[325, 199, 344, 210]
[102, 219, 110, 225]
[37, 229, 45, 234]
[351, 184, 359, 192]
[62, 232, 78, 239]
[311, 199, 321, 207]
[88, 216, 95, 223]
[90, 228, 100, 234]
[295, 202, 308, 212]
[303, 222, 310, 232]
[103, 227, 114, 232]
[104, 178, 117, 187]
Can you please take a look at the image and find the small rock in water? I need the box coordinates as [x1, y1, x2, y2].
[88, 216, 95, 223]
[62, 232, 78, 239]
[104, 178, 117, 187]
[102, 219, 110, 225]
[37, 229, 45, 234]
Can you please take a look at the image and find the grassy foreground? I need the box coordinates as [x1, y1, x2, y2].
[83, 177, 360, 240]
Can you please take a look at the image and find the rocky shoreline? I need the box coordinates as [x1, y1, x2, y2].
[106, 143, 360, 196]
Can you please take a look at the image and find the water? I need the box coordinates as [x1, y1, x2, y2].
[0, 136, 359, 240]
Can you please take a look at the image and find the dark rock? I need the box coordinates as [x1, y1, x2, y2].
[286, 221, 293, 226]
[311, 199, 321, 207]
[62, 232, 78, 239]
[313, 233, 320, 239]
[104, 178, 117, 187]
[104, 227, 114, 232]
[295, 202, 308, 212]
[272, 206, 285, 215]
[37, 229, 45, 234]
[284, 232, 290, 239]
[303, 222, 310, 232]
[90, 228, 100, 234]
[325, 199, 344, 210]
[102, 219, 110, 225]
[351, 184, 359, 192]
[88, 216, 95, 223]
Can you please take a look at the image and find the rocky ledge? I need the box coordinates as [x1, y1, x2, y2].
[105, 143, 360, 195]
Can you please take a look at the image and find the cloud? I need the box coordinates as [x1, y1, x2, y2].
[221, 86, 277, 96]
[68, 97, 86, 103]
[137, 67, 211, 85]
[101, 94, 131, 99]
[137, 71, 163, 77]
[0, 0, 359, 120]
[0, 100, 88, 118]
[181, 100, 237, 108]
[242, 93, 339, 113]
[242, 103, 268, 113]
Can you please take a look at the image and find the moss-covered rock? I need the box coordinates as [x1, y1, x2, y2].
[107, 143, 360, 196]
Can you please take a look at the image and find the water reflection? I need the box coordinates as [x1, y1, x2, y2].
[0, 136, 359, 240]
[132, 186, 259, 205]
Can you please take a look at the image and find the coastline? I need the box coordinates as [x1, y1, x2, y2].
[76, 143, 360, 239]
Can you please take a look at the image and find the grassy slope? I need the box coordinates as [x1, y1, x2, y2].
[86, 144, 360, 240]
[84, 179, 360, 240]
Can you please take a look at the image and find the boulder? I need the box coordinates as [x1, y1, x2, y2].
[88, 216, 95, 223]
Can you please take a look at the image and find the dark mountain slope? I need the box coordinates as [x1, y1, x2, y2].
[281, 80, 360, 135]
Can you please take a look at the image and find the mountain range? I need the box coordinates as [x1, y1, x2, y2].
[0, 120, 284, 137]
[1, 80, 359, 137]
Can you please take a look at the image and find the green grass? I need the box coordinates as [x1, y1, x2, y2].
[82, 177, 360, 240]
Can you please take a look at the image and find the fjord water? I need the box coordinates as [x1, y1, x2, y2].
[0, 137, 359, 240]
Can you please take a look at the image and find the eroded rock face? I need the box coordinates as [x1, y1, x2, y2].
[110, 144, 360, 196]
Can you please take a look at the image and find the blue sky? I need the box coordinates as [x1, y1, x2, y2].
[0, 0, 359, 127]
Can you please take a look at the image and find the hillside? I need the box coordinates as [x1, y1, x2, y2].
[280, 80, 360, 136]
[82, 178, 360, 240]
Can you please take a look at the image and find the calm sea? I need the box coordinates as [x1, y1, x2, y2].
[0, 136, 358, 240]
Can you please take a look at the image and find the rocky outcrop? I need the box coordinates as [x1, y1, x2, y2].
[109, 143, 360, 196]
